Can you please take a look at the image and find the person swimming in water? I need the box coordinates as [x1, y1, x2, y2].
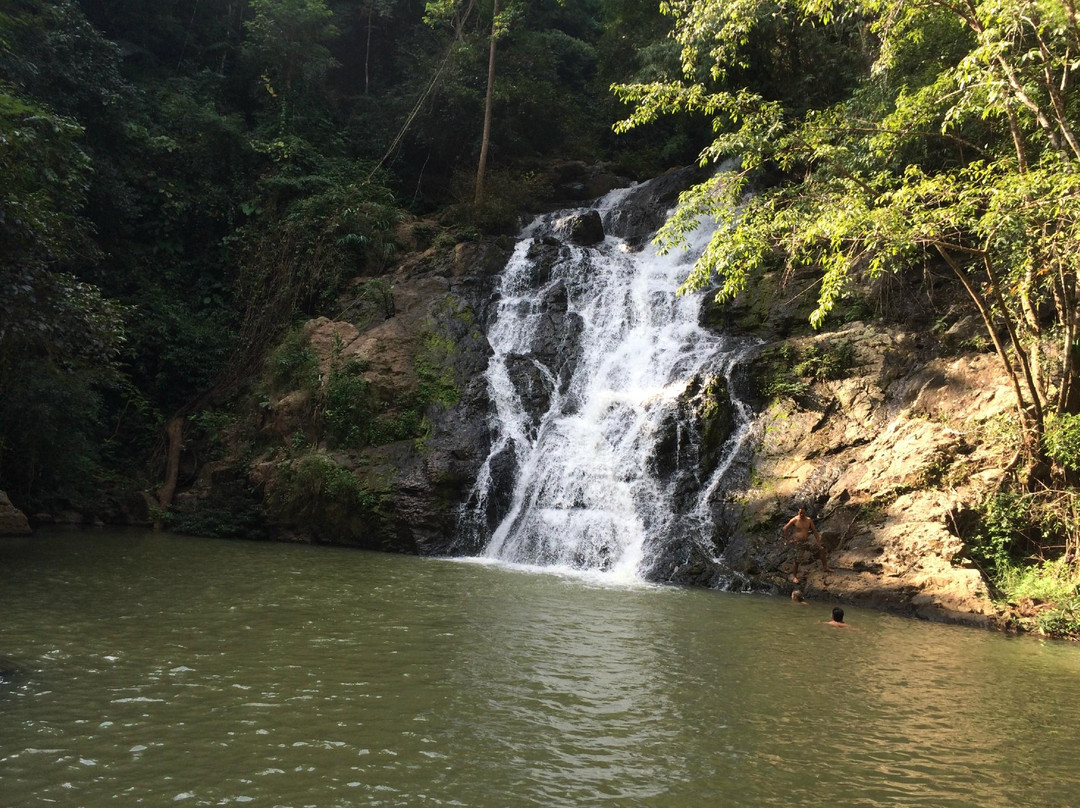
[826, 606, 849, 627]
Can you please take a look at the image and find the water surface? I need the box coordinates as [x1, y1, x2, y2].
[2, 530, 1078, 807]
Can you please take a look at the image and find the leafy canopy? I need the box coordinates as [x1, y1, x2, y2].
[614, 0, 1080, 438]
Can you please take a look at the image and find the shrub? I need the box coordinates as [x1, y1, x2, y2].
[367, 411, 424, 447]
[1044, 413, 1080, 472]
[971, 500, 1080, 638]
[189, 409, 241, 460]
[270, 452, 380, 527]
[966, 491, 1033, 576]
[266, 327, 318, 393]
[168, 500, 267, 539]
[997, 558, 1080, 604]
[1036, 595, 1080, 639]
[323, 358, 374, 448]
[443, 168, 552, 235]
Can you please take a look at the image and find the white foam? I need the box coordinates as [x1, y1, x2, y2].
[461, 182, 753, 580]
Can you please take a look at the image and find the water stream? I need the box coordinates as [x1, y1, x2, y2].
[462, 183, 755, 581]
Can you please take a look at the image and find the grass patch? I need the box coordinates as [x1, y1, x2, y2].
[997, 558, 1080, 604]
[998, 559, 1080, 638]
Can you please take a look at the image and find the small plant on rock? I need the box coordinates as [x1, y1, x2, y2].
[793, 340, 855, 381]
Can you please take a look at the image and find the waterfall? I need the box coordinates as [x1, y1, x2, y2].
[460, 179, 756, 582]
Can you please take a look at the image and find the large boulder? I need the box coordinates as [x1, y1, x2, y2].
[554, 210, 605, 246]
[0, 491, 31, 535]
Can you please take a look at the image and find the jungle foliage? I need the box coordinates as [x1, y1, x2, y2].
[615, 0, 1080, 448]
[0, 0, 685, 511]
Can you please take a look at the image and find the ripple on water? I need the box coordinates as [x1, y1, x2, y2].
[3, 532, 1080, 808]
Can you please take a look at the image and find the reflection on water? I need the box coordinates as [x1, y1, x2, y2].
[2, 530, 1079, 807]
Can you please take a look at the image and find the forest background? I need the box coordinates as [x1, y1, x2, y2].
[3, 0, 1080, 632]
[0, 0, 693, 511]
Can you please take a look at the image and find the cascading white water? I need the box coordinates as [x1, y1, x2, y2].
[461, 182, 756, 582]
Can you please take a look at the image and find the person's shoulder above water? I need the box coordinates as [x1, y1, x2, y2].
[825, 606, 852, 628]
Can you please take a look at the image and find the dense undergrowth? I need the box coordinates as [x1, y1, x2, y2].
[967, 415, 1080, 638]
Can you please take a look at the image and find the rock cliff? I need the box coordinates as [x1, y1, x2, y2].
[705, 266, 1012, 627]
[183, 232, 512, 555]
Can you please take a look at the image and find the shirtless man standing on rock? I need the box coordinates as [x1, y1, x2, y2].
[782, 506, 830, 583]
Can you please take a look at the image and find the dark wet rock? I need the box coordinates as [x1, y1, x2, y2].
[554, 210, 605, 246]
[505, 354, 554, 431]
[645, 536, 727, 587]
[526, 280, 584, 391]
[484, 444, 518, 533]
[602, 165, 708, 246]
[651, 373, 735, 486]
[544, 160, 631, 204]
[523, 238, 565, 288]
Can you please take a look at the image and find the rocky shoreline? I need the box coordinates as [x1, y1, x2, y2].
[704, 264, 1022, 631]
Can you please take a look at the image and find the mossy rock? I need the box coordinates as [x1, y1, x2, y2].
[652, 373, 735, 481]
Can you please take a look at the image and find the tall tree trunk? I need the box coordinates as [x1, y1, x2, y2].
[154, 416, 185, 528]
[1056, 261, 1080, 414]
[936, 245, 1033, 434]
[982, 253, 1045, 436]
[474, 0, 498, 205]
[365, 3, 373, 95]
